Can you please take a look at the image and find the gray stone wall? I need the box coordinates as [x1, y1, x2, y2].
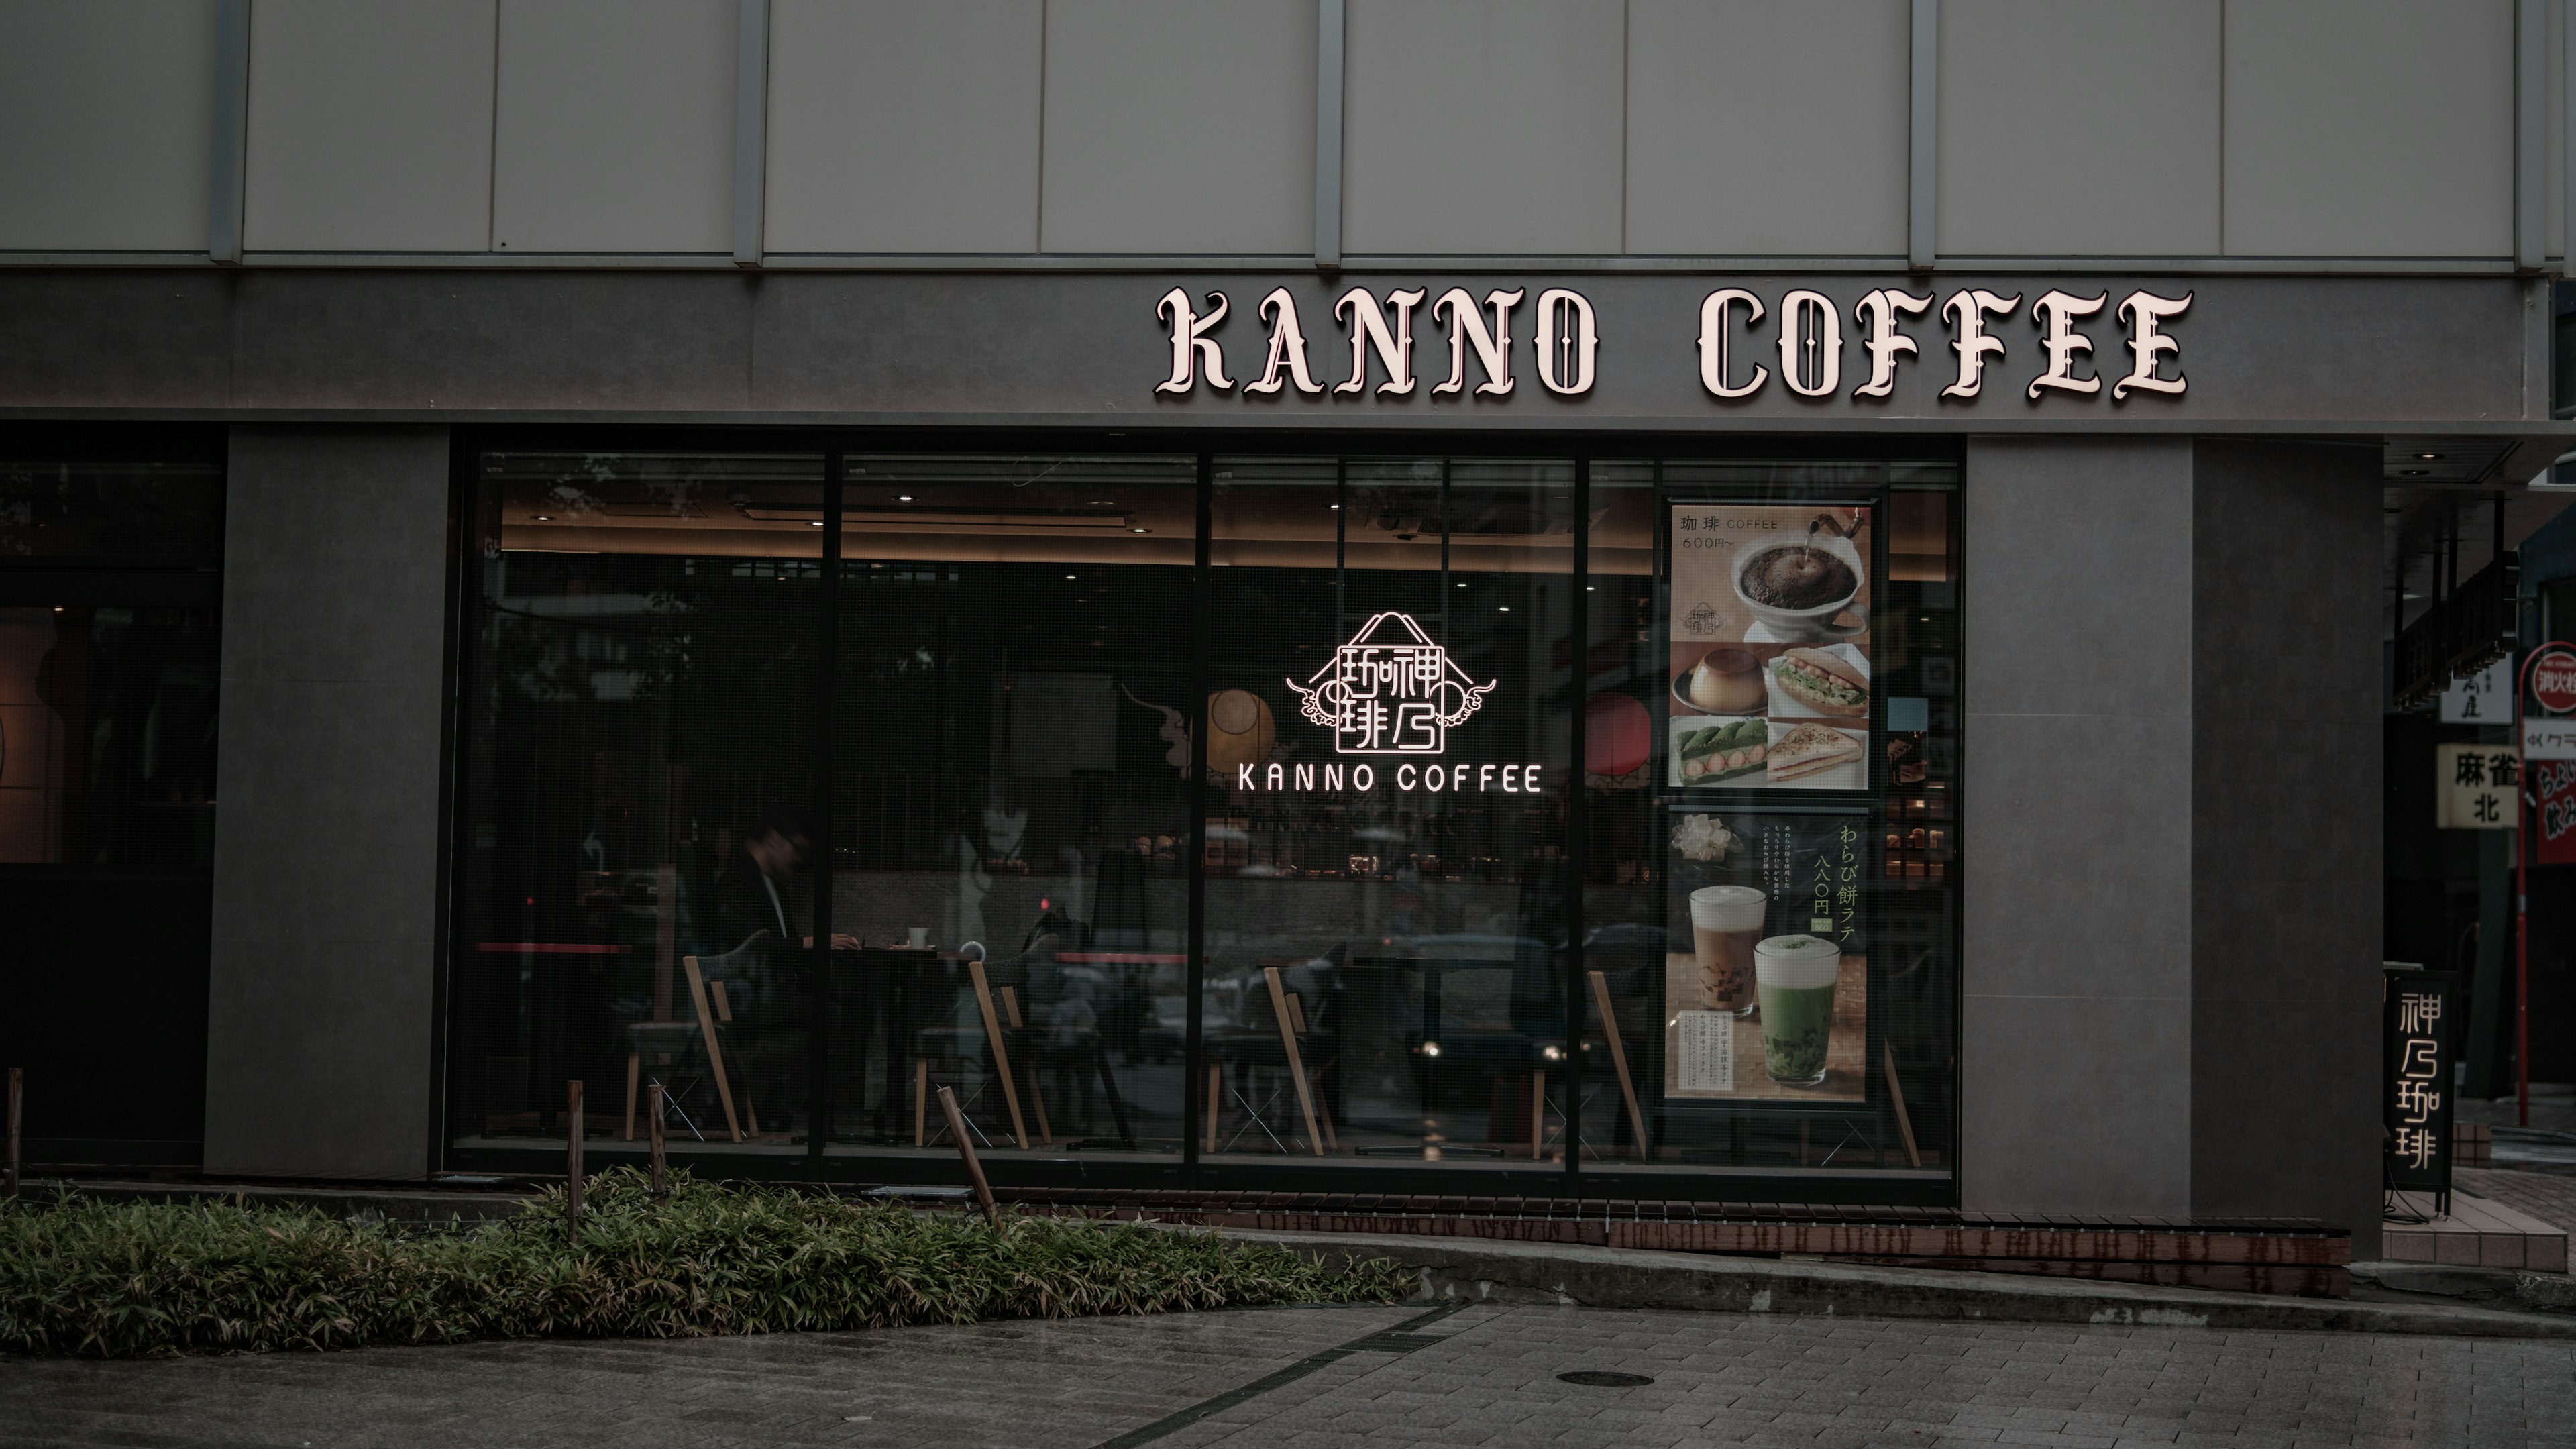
[203, 427, 451, 1179]
[1962, 437, 2196, 1218]
[2189, 440, 2384, 1258]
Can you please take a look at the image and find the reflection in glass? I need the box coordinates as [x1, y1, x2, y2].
[1582, 462, 1957, 1174]
[453, 453, 826, 1155]
[827, 456, 1195, 1159]
[1203, 458, 1575, 1167]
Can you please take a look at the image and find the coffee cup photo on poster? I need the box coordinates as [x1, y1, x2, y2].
[1754, 934, 1841, 1086]
[1670, 504, 1870, 651]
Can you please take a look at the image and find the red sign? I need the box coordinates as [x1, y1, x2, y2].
[2538, 758, 2576, 867]
[2535, 647, 2576, 716]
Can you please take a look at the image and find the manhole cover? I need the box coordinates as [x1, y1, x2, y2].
[1558, 1371, 1654, 1388]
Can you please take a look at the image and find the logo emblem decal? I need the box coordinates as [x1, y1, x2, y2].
[1285, 612, 1495, 755]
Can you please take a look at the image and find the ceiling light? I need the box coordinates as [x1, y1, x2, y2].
[896, 494, 913, 501]
[2399, 468, 2428, 476]
[1065, 574, 1077, 580]
[809, 520, 824, 527]
[1498, 605, 1511, 612]
[2416, 452, 2442, 460]
[1132, 527, 1150, 533]
[1329, 503, 1341, 510]
[533, 515, 551, 521]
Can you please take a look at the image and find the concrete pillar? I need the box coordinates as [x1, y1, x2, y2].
[1962, 437, 2196, 1218]
[1962, 436, 2384, 1258]
[2189, 439, 2383, 1260]
[203, 427, 450, 1179]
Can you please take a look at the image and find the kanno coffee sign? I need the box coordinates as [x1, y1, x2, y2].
[1155, 283, 2190, 405]
[1234, 611, 1544, 797]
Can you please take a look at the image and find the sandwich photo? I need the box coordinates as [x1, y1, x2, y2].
[1677, 718, 1768, 784]
[1766, 722, 1865, 783]
[1771, 648, 1868, 718]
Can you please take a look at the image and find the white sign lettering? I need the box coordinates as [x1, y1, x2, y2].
[1155, 283, 2191, 404]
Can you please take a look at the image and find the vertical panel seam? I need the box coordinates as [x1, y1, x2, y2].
[1314, 0, 1345, 269]
[1036, 0, 1051, 254]
[1618, 0, 1629, 256]
[209, 0, 250, 264]
[1909, 0, 1937, 270]
[734, 0, 770, 267]
[486, 0, 501, 252]
[2521, 0, 2548, 270]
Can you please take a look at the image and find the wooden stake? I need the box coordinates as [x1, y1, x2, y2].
[1531, 1071, 1546, 1160]
[1205, 1063, 1221, 1152]
[936, 1085, 1000, 1227]
[646, 1081, 668, 1196]
[5, 1067, 21, 1199]
[1884, 1043, 1923, 1168]
[967, 959, 1030, 1148]
[1264, 967, 1324, 1155]
[565, 1079, 584, 1243]
[914, 1058, 930, 1146]
[1587, 971, 1650, 1159]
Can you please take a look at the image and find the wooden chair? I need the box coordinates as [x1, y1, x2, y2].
[912, 954, 1052, 1150]
[623, 931, 770, 1144]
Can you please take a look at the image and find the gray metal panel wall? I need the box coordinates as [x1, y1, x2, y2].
[2223, 0, 2514, 257]
[2188, 439, 2383, 1259]
[1939, 1, 2221, 256]
[763, 0, 1043, 254]
[1961, 437, 2196, 1217]
[241, 0, 498, 253]
[1340, 0, 1626, 255]
[492, 0, 735, 254]
[203, 428, 451, 1179]
[0, 0, 218, 252]
[1623, 0, 1909, 258]
[1040, 0, 1316, 255]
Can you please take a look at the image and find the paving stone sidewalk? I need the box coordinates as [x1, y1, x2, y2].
[7, 1302, 2573, 1449]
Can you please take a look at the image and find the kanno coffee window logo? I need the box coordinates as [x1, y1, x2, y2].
[1237, 612, 1540, 796]
[1285, 611, 1495, 755]
[1156, 284, 2189, 404]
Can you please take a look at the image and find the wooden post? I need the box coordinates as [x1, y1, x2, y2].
[565, 1079, 585, 1243]
[966, 959, 1030, 1148]
[936, 1085, 1000, 1227]
[914, 1058, 930, 1146]
[1884, 1043, 1923, 1168]
[1587, 971, 1650, 1160]
[5, 1067, 20, 1199]
[1205, 1063, 1222, 1152]
[646, 1081, 668, 1196]
[1263, 967, 1324, 1155]
[1531, 1071, 1546, 1160]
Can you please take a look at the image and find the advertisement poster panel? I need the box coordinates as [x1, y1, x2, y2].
[1666, 503, 1872, 791]
[1662, 811, 1869, 1104]
[2537, 758, 2576, 867]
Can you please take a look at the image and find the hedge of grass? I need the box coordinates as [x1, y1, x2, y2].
[0, 1169, 1411, 1357]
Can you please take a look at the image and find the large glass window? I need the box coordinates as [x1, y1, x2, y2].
[0, 437, 224, 1164]
[826, 456, 1195, 1161]
[451, 453, 825, 1158]
[1585, 462, 1959, 1182]
[447, 441, 1961, 1200]
[1201, 459, 1575, 1172]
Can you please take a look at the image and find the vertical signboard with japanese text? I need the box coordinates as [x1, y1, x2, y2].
[2383, 969, 2457, 1199]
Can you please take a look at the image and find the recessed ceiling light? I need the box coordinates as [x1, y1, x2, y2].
[1065, 574, 1077, 580]
[896, 494, 913, 501]
[1498, 605, 1511, 612]
[809, 520, 824, 527]
[1132, 527, 1150, 533]
[533, 514, 552, 521]
[2416, 452, 2441, 460]
[2399, 468, 2429, 476]
[1329, 503, 1341, 510]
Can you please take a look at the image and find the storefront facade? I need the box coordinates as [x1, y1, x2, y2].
[7, 3, 2576, 1260]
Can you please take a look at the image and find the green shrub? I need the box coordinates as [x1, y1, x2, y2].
[0, 1169, 1411, 1357]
